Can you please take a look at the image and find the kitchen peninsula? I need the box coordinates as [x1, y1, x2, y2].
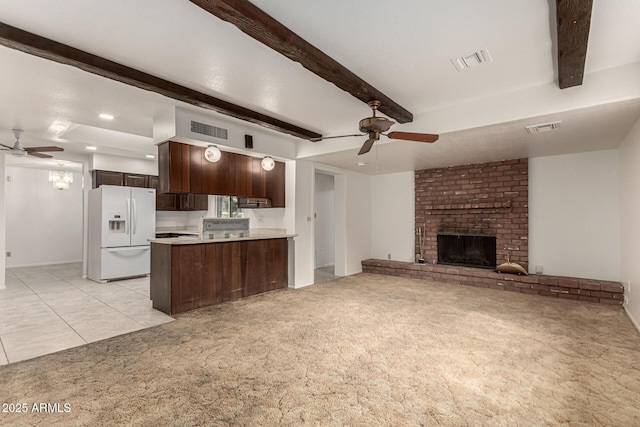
[149, 229, 295, 315]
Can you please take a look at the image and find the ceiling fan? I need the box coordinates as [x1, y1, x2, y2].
[0, 129, 64, 158]
[311, 100, 439, 155]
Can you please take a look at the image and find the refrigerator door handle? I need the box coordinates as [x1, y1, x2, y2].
[107, 246, 150, 253]
[133, 198, 137, 235]
[126, 198, 131, 234]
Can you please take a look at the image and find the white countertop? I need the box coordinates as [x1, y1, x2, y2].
[155, 226, 199, 235]
[150, 228, 296, 245]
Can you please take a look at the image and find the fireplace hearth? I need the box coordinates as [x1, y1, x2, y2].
[437, 234, 496, 269]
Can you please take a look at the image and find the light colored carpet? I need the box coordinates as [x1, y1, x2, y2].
[0, 273, 639, 426]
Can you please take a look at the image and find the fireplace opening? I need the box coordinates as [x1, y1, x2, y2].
[437, 234, 496, 269]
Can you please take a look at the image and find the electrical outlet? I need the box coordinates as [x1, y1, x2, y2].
[387, 253, 392, 260]
[535, 265, 543, 274]
[5, 251, 10, 257]
[627, 281, 632, 294]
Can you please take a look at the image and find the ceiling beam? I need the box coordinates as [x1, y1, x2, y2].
[0, 21, 321, 140]
[556, 0, 593, 89]
[189, 0, 414, 124]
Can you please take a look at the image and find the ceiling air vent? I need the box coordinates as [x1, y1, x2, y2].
[525, 121, 562, 134]
[451, 48, 492, 72]
[190, 120, 228, 140]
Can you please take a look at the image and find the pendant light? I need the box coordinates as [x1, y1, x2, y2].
[261, 156, 275, 171]
[204, 145, 222, 163]
[48, 166, 73, 190]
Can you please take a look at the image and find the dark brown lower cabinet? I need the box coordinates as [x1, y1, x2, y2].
[150, 238, 288, 315]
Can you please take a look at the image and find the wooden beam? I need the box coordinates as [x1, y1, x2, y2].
[189, 0, 414, 123]
[0, 21, 321, 140]
[556, 0, 593, 89]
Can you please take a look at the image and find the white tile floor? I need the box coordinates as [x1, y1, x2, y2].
[314, 265, 338, 284]
[0, 263, 173, 365]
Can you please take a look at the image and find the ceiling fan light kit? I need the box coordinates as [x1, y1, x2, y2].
[1, 129, 64, 159]
[313, 100, 439, 155]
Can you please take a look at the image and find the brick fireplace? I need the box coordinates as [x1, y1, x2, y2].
[415, 158, 528, 270]
[362, 157, 624, 306]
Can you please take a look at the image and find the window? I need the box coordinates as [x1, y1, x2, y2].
[214, 196, 244, 218]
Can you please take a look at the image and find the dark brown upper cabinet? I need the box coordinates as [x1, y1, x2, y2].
[158, 140, 285, 207]
[123, 173, 148, 188]
[92, 170, 149, 189]
[158, 140, 191, 193]
[92, 170, 124, 188]
[266, 161, 286, 208]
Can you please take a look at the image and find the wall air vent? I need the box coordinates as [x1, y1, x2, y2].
[525, 121, 562, 134]
[190, 120, 228, 140]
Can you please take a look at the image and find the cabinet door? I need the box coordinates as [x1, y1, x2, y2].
[234, 154, 252, 197]
[194, 194, 209, 211]
[171, 245, 203, 314]
[251, 157, 267, 198]
[222, 241, 247, 301]
[202, 150, 234, 195]
[266, 161, 286, 207]
[124, 173, 148, 188]
[159, 141, 191, 193]
[245, 239, 287, 295]
[92, 170, 124, 188]
[177, 194, 192, 211]
[156, 194, 178, 211]
[149, 175, 178, 211]
[189, 145, 203, 194]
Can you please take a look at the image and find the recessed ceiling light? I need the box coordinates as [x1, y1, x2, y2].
[145, 154, 155, 159]
[525, 121, 562, 134]
[451, 48, 492, 72]
[357, 161, 366, 167]
[86, 146, 97, 151]
[99, 113, 114, 120]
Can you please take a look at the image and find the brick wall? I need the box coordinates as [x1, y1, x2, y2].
[362, 260, 624, 306]
[415, 159, 529, 270]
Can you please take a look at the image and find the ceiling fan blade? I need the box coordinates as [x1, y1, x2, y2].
[0, 143, 13, 149]
[24, 146, 64, 152]
[310, 133, 364, 142]
[27, 151, 53, 158]
[358, 137, 376, 155]
[387, 131, 439, 143]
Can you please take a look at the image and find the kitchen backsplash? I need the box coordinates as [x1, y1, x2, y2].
[156, 211, 209, 228]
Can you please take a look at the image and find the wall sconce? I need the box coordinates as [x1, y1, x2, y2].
[48, 169, 73, 190]
[204, 145, 222, 163]
[261, 156, 275, 171]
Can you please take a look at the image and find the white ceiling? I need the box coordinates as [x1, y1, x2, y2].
[1, 0, 639, 174]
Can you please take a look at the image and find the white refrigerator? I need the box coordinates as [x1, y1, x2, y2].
[88, 185, 156, 282]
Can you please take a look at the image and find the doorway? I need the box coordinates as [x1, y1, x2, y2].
[314, 172, 337, 284]
[5, 158, 84, 268]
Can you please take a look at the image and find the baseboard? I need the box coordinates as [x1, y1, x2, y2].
[6, 260, 83, 269]
[624, 305, 640, 335]
[315, 263, 335, 269]
[290, 281, 314, 290]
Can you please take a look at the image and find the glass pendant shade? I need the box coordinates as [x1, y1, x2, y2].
[261, 156, 275, 171]
[204, 145, 222, 163]
[48, 170, 73, 190]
